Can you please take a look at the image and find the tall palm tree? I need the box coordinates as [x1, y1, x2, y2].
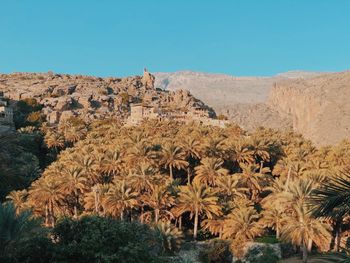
[28, 176, 64, 227]
[129, 162, 157, 193]
[100, 149, 124, 177]
[216, 175, 246, 205]
[221, 205, 263, 259]
[60, 167, 88, 218]
[180, 137, 202, 184]
[83, 183, 110, 215]
[259, 205, 286, 239]
[104, 179, 139, 220]
[312, 170, 350, 252]
[161, 142, 188, 179]
[237, 163, 270, 200]
[142, 183, 174, 223]
[44, 130, 65, 151]
[194, 157, 228, 187]
[0, 203, 42, 258]
[6, 189, 28, 214]
[228, 140, 255, 167]
[221, 205, 262, 240]
[174, 181, 222, 239]
[281, 202, 331, 263]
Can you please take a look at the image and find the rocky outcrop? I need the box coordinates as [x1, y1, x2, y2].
[268, 71, 350, 146]
[154, 71, 321, 132]
[155, 70, 350, 145]
[0, 71, 215, 125]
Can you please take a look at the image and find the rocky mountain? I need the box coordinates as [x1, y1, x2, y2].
[0, 70, 215, 125]
[155, 70, 350, 146]
[269, 71, 350, 146]
[154, 71, 321, 131]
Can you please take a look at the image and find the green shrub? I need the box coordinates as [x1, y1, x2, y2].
[245, 246, 279, 263]
[255, 235, 279, 244]
[280, 242, 296, 259]
[52, 216, 163, 263]
[198, 239, 232, 263]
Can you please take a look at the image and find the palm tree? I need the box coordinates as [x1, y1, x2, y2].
[180, 137, 202, 184]
[0, 203, 42, 258]
[216, 175, 246, 201]
[174, 181, 222, 239]
[161, 142, 188, 179]
[28, 176, 64, 227]
[221, 205, 262, 240]
[44, 130, 65, 151]
[260, 205, 286, 239]
[228, 140, 255, 167]
[312, 169, 350, 252]
[6, 189, 28, 214]
[83, 183, 110, 215]
[281, 202, 331, 263]
[129, 162, 157, 193]
[221, 205, 263, 259]
[100, 149, 124, 177]
[104, 179, 139, 220]
[202, 135, 226, 158]
[142, 183, 174, 223]
[154, 221, 184, 254]
[60, 167, 88, 218]
[194, 157, 228, 187]
[237, 163, 270, 200]
[312, 170, 350, 216]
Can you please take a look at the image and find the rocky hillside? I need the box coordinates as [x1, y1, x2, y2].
[155, 70, 350, 146]
[154, 71, 321, 131]
[269, 71, 350, 146]
[0, 70, 215, 124]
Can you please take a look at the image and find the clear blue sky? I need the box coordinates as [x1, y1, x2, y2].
[1, 0, 349, 77]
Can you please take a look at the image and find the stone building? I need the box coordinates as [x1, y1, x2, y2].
[0, 92, 13, 124]
[127, 103, 161, 124]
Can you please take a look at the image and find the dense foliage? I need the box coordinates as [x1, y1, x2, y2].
[4, 117, 350, 262]
[0, 204, 165, 263]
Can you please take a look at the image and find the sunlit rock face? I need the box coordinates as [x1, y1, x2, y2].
[0, 71, 215, 125]
[155, 70, 350, 146]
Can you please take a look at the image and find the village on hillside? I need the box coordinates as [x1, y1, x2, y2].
[0, 69, 230, 129]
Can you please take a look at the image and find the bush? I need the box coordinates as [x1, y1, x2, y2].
[4, 235, 54, 263]
[198, 239, 232, 263]
[245, 246, 280, 263]
[255, 235, 279, 244]
[52, 216, 163, 263]
[280, 242, 296, 259]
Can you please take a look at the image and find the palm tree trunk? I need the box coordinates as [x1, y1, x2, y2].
[140, 206, 144, 223]
[94, 190, 99, 213]
[155, 209, 159, 223]
[187, 167, 191, 185]
[45, 203, 49, 227]
[170, 166, 173, 179]
[74, 195, 79, 219]
[259, 161, 263, 173]
[194, 207, 199, 240]
[285, 166, 292, 190]
[120, 210, 124, 220]
[74, 205, 78, 219]
[302, 244, 308, 263]
[179, 216, 182, 229]
[276, 226, 280, 239]
[307, 239, 312, 252]
[50, 200, 55, 228]
[333, 219, 342, 252]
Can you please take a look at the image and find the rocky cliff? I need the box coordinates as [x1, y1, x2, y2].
[155, 70, 350, 146]
[154, 71, 321, 131]
[0, 70, 215, 124]
[269, 71, 350, 146]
